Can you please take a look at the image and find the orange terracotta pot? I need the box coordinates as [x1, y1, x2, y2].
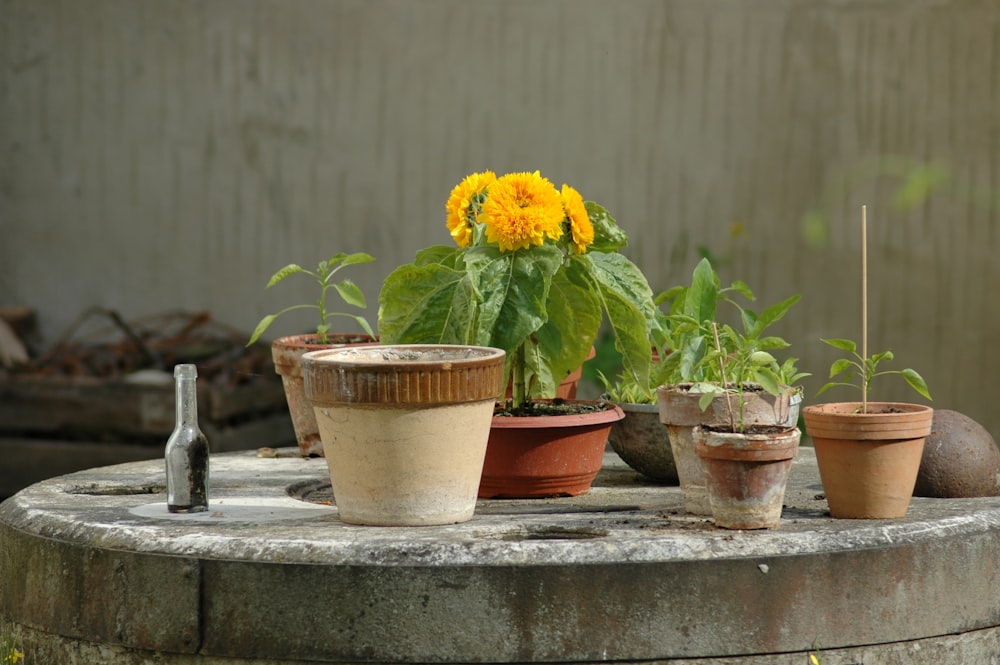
[271, 333, 377, 456]
[802, 402, 933, 519]
[694, 426, 800, 529]
[479, 400, 625, 499]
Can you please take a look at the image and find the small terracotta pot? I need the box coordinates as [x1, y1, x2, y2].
[302, 344, 505, 526]
[479, 400, 625, 499]
[694, 426, 800, 529]
[271, 333, 377, 456]
[803, 402, 933, 519]
[656, 384, 798, 515]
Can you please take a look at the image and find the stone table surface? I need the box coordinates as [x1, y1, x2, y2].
[2, 446, 1000, 664]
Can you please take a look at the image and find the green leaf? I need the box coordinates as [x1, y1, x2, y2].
[247, 314, 278, 346]
[528, 265, 603, 398]
[583, 251, 657, 391]
[337, 251, 376, 267]
[748, 294, 801, 338]
[828, 358, 854, 379]
[754, 368, 783, 396]
[333, 279, 368, 309]
[265, 264, 305, 288]
[902, 368, 932, 401]
[872, 350, 894, 365]
[822, 338, 857, 353]
[377, 257, 472, 344]
[468, 245, 563, 353]
[586, 202, 629, 252]
[685, 258, 719, 325]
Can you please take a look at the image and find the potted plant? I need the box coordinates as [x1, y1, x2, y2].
[654, 258, 806, 514]
[301, 344, 505, 525]
[802, 206, 933, 519]
[247, 253, 377, 456]
[378, 170, 658, 497]
[599, 367, 678, 485]
[802, 338, 932, 518]
[690, 324, 801, 529]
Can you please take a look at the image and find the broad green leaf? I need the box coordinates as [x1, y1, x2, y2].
[585, 202, 629, 252]
[727, 280, 755, 301]
[755, 335, 792, 351]
[528, 264, 603, 397]
[468, 245, 563, 353]
[377, 261, 472, 344]
[584, 251, 657, 391]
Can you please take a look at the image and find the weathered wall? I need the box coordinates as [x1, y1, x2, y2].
[2, 1, 998, 431]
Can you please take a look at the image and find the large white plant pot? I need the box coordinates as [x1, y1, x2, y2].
[302, 345, 505, 526]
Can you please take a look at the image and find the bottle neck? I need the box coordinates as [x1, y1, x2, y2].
[174, 366, 199, 427]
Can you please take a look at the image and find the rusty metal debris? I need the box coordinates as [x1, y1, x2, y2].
[8, 308, 273, 388]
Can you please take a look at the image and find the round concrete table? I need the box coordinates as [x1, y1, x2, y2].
[1, 447, 999, 664]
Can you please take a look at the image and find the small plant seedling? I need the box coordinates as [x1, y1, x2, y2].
[815, 337, 931, 411]
[247, 252, 376, 346]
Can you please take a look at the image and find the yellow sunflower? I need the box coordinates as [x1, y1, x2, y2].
[561, 184, 593, 254]
[480, 171, 565, 252]
[446, 171, 496, 248]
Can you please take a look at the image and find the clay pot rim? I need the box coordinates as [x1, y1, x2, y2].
[272, 333, 378, 350]
[802, 402, 932, 417]
[303, 344, 505, 367]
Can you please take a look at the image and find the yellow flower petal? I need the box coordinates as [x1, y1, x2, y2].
[481, 171, 564, 252]
[446, 171, 496, 248]
[561, 184, 593, 253]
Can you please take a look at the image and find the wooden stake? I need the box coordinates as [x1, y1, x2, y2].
[862, 205, 868, 414]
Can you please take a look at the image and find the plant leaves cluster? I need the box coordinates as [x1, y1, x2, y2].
[602, 257, 806, 407]
[247, 252, 376, 346]
[816, 337, 931, 406]
[378, 202, 658, 407]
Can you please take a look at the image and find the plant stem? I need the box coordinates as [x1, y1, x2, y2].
[712, 323, 736, 431]
[512, 344, 527, 408]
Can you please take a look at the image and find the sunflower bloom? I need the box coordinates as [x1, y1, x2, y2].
[481, 171, 565, 252]
[561, 184, 593, 253]
[446, 171, 496, 247]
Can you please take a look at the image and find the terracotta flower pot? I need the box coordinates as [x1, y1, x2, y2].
[803, 402, 933, 519]
[694, 426, 800, 529]
[271, 333, 377, 456]
[656, 384, 798, 515]
[607, 402, 678, 484]
[479, 400, 625, 499]
[302, 344, 505, 526]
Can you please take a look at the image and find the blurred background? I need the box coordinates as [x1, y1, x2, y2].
[1, 1, 997, 443]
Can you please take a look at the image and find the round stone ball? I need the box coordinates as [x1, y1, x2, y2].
[914, 410, 1000, 498]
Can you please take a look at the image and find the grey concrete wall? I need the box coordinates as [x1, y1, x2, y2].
[2, 1, 999, 431]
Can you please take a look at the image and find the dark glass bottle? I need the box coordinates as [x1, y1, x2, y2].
[165, 364, 209, 513]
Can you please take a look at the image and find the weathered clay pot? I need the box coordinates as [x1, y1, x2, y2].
[271, 333, 376, 456]
[656, 384, 798, 515]
[694, 425, 800, 529]
[607, 402, 677, 484]
[480, 400, 625, 499]
[302, 344, 505, 526]
[803, 402, 933, 519]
